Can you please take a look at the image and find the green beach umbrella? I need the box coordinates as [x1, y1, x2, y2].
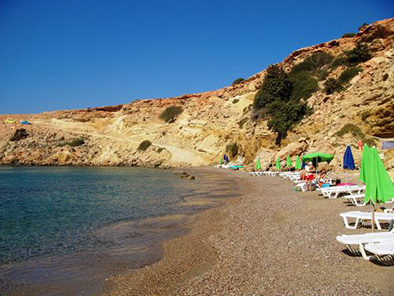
[301, 152, 334, 163]
[275, 158, 281, 170]
[360, 145, 394, 231]
[359, 144, 370, 185]
[302, 152, 334, 179]
[256, 158, 261, 170]
[286, 155, 292, 167]
[219, 156, 223, 165]
[295, 155, 302, 170]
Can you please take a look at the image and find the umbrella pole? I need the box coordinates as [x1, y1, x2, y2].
[371, 203, 375, 232]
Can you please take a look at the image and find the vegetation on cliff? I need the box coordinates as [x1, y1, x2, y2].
[253, 65, 310, 145]
[160, 106, 183, 123]
[232, 78, 245, 85]
[342, 33, 356, 38]
[335, 123, 376, 146]
[58, 138, 85, 147]
[138, 140, 152, 151]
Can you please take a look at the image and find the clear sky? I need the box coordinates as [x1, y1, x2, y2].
[0, 0, 393, 114]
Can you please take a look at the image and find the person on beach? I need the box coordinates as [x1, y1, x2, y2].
[317, 169, 327, 188]
[305, 162, 315, 191]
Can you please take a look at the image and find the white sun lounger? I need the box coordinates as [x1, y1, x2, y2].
[342, 194, 367, 207]
[336, 230, 394, 259]
[340, 211, 394, 230]
[364, 240, 394, 264]
[321, 185, 365, 199]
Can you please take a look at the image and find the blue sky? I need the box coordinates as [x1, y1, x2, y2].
[0, 0, 393, 114]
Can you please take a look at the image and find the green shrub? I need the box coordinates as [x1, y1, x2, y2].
[358, 23, 369, 31]
[226, 142, 239, 158]
[360, 110, 371, 121]
[338, 66, 362, 84]
[289, 72, 319, 101]
[290, 52, 334, 76]
[317, 69, 329, 81]
[159, 106, 183, 123]
[232, 99, 239, 104]
[238, 117, 248, 129]
[68, 138, 85, 147]
[324, 78, 343, 94]
[342, 33, 356, 38]
[138, 140, 152, 151]
[331, 56, 349, 69]
[232, 78, 245, 85]
[345, 43, 371, 65]
[335, 124, 364, 138]
[364, 138, 376, 146]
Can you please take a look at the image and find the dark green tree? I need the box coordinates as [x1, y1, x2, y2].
[253, 65, 309, 145]
[253, 65, 292, 111]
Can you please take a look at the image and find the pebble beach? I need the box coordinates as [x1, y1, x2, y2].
[103, 167, 393, 296]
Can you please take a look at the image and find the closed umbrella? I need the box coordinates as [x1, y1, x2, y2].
[219, 156, 223, 165]
[357, 140, 363, 155]
[360, 145, 394, 231]
[256, 158, 261, 170]
[343, 145, 355, 183]
[286, 155, 292, 167]
[295, 156, 302, 170]
[275, 158, 281, 170]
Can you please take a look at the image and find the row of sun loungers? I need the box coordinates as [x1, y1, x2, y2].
[251, 169, 394, 264]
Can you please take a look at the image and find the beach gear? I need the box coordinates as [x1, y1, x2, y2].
[20, 120, 31, 125]
[255, 158, 261, 170]
[359, 145, 394, 231]
[342, 194, 367, 207]
[4, 119, 16, 123]
[286, 155, 292, 167]
[361, 146, 394, 204]
[295, 156, 302, 170]
[339, 211, 394, 230]
[364, 240, 394, 264]
[343, 145, 355, 183]
[343, 145, 355, 170]
[320, 185, 365, 199]
[336, 229, 394, 259]
[302, 152, 334, 181]
[302, 152, 334, 163]
[275, 158, 281, 170]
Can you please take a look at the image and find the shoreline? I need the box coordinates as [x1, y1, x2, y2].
[103, 168, 393, 296]
[0, 166, 242, 295]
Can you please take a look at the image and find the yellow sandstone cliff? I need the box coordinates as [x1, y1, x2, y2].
[0, 18, 393, 176]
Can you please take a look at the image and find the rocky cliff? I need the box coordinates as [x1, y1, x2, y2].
[1, 18, 393, 176]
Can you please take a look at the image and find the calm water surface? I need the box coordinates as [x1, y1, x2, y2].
[0, 166, 236, 295]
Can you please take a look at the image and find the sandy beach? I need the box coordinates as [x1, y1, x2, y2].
[104, 167, 393, 296]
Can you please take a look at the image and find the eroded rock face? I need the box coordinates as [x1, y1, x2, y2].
[0, 18, 393, 176]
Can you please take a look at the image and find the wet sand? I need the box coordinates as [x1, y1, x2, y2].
[104, 167, 394, 296]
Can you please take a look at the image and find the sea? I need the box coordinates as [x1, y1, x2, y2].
[0, 166, 237, 295]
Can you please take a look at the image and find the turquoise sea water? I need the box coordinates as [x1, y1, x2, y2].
[0, 166, 235, 294]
